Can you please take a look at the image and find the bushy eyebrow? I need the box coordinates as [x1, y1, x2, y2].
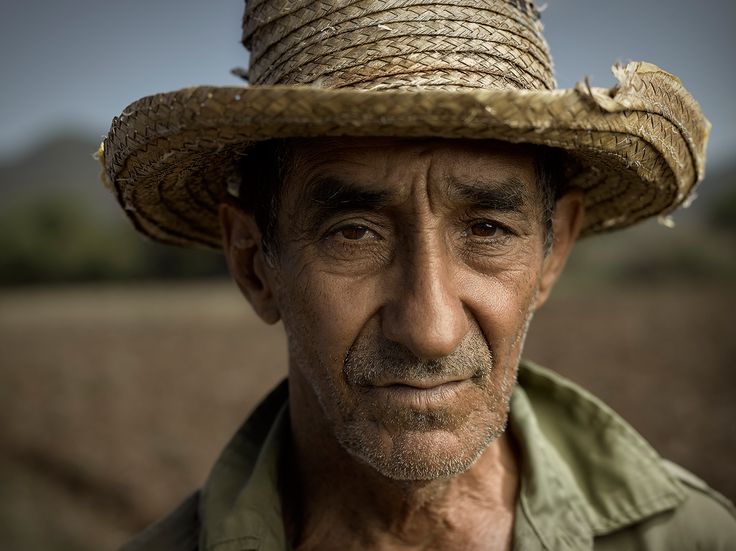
[298, 173, 532, 233]
[447, 176, 529, 213]
[300, 176, 391, 231]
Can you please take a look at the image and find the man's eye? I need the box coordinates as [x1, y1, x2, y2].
[335, 225, 374, 241]
[469, 221, 504, 238]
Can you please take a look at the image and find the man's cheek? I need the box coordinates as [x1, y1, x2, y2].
[277, 276, 353, 373]
[304, 273, 379, 335]
[466, 280, 536, 339]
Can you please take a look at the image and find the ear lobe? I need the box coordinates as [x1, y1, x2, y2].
[220, 199, 281, 324]
[535, 190, 585, 309]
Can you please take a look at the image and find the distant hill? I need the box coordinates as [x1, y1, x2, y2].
[608, 155, 735, 224]
[0, 131, 228, 285]
[0, 131, 120, 216]
[683, 160, 735, 218]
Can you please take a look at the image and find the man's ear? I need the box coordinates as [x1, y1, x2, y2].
[535, 190, 585, 309]
[219, 198, 281, 324]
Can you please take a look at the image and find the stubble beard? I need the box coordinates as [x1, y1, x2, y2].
[285, 280, 538, 481]
[313, 326, 520, 482]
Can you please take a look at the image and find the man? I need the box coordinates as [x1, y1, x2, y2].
[100, 0, 735, 549]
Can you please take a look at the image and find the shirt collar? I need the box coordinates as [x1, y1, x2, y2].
[199, 380, 289, 551]
[511, 361, 686, 550]
[199, 362, 685, 551]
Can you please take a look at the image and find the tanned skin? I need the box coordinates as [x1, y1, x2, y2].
[221, 138, 584, 551]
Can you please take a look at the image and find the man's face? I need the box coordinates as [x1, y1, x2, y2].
[250, 138, 560, 480]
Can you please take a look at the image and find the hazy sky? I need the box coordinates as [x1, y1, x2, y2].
[1, 0, 734, 168]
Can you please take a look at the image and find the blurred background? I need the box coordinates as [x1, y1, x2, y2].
[1, 0, 734, 549]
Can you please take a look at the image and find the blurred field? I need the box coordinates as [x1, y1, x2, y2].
[1, 281, 734, 550]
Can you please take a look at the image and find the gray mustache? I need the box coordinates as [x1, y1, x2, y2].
[343, 335, 492, 387]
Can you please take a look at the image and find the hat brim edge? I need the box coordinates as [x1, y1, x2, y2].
[101, 63, 709, 250]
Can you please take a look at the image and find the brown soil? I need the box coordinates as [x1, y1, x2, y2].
[0, 282, 733, 550]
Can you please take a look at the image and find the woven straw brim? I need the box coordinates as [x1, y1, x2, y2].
[100, 61, 709, 249]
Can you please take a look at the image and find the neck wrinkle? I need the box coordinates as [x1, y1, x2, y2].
[286, 374, 518, 549]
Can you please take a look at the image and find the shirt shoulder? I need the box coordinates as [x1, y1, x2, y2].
[514, 361, 736, 550]
[118, 491, 201, 551]
[597, 462, 736, 549]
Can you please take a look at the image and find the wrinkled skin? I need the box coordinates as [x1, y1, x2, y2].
[221, 137, 584, 550]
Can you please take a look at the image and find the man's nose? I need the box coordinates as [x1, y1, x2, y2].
[381, 245, 469, 360]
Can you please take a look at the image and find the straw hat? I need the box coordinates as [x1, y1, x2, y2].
[99, 0, 710, 249]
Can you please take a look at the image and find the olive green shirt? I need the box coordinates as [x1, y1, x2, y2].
[121, 361, 736, 550]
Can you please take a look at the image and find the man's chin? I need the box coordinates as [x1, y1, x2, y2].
[338, 423, 500, 481]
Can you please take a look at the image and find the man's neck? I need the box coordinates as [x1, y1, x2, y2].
[283, 380, 519, 551]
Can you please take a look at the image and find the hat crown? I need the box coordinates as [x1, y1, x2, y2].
[242, 0, 555, 91]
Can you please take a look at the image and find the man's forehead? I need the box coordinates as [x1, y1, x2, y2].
[285, 137, 539, 196]
[273, 137, 545, 232]
[289, 136, 537, 164]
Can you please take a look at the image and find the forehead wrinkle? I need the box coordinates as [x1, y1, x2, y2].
[380, 145, 444, 225]
[284, 139, 541, 232]
[282, 144, 392, 226]
[293, 145, 426, 216]
[422, 148, 442, 216]
[417, 146, 536, 218]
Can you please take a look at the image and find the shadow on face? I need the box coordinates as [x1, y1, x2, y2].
[221, 137, 584, 480]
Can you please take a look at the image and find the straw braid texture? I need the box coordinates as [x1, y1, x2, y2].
[242, 0, 554, 91]
[99, 0, 710, 249]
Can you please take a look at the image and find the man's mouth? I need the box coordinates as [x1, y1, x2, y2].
[362, 379, 470, 409]
[372, 375, 467, 389]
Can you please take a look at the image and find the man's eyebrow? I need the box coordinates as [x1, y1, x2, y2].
[300, 176, 392, 229]
[448, 176, 529, 212]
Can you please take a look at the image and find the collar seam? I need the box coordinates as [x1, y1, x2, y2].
[516, 412, 595, 550]
[207, 534, 262, 551]
[590, 489, 685, 535]
[539, 436, 595, 548]
[518, 488, 554, 551]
